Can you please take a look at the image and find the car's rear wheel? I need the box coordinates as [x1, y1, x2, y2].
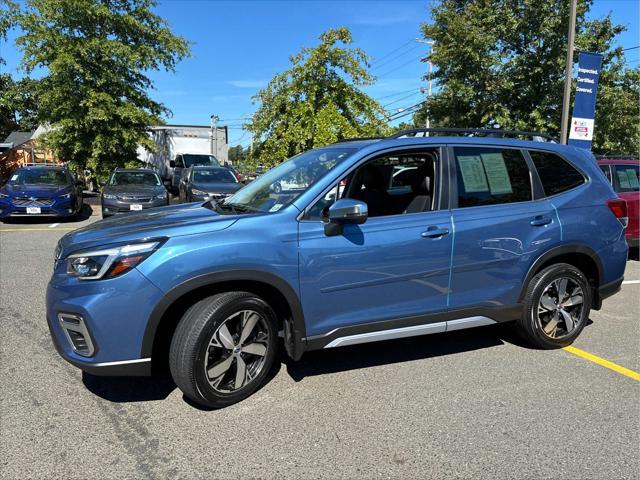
[169, 292, 278, 408]
[517, 263, 591, 349]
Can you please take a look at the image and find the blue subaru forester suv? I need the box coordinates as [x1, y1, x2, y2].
[47, 129, 628, 408]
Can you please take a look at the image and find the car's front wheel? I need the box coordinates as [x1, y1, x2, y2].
[169, 292, 278, 408]
[517, 263, 591, 349]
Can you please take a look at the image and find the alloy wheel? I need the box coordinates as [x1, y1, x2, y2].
[204, 310, 270, 393]
[536, 277, 584, 340]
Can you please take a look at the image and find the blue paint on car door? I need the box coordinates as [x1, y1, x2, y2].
[298, 211, 453, 337]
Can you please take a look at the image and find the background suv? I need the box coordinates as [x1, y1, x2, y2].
[47, 129, 628, 409]
[101, 168, 169, 218]
[597, 156, 639, 248]
[178, 165, 242, 203]
[0, 165, 83, 219]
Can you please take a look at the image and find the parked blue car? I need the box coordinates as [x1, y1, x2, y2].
[0, 165, 83, 220]
[47, 129, 628, 408]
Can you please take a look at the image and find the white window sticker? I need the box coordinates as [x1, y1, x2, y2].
[458, 155, 489, 193]
[481, 152, 513, 195]
[269, 203, 283, 212]
[617, 170, 631, 189]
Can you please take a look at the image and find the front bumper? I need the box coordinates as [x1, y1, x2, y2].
[46, 267, 165, 376]
[0, 197, 77, 218]
[102, 197, 168, 216]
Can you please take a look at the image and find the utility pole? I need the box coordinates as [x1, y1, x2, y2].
[210, 114, 219, 157]
[416, 39, 435, 135]
[560, 0, 577, 144]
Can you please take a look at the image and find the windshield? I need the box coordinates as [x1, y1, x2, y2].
[10, 169, 69, 186]
[223, 147, 356, 213]
[183, 154, 219, 167]
[194, 168, 237, 183]
[109, 171, 160, 186]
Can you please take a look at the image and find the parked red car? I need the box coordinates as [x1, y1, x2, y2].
[597, 156, 639, 248]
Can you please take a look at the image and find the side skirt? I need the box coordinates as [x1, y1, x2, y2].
[304, 305, 521, 350]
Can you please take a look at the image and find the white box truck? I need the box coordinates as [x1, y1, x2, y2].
[137, 124, 229, 191]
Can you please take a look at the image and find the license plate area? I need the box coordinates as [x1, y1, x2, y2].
[26, 207, 41, 214]
[130, 204, 143, 211]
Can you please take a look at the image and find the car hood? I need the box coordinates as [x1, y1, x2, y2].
[57, 202, 237, 257]
[192, 182, 242, 194]
[103, 184, 166, 196]
[3, 183, 71, 197]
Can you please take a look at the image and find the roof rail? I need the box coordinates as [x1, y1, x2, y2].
[332, 137, 385, 144]
[390, 128, 558, 143]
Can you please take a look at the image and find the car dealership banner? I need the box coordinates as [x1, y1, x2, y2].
[568, 52, 603, 150]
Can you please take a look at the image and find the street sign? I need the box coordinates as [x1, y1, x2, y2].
[568, 52, 603, 150]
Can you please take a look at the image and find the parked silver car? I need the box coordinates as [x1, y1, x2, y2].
[101, 168, 169, 218]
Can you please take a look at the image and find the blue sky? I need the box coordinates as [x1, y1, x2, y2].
[1, 0, 638, 147]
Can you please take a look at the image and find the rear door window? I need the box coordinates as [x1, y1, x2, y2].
[614, 165, 640, 193]
[529, 150, 585, 196]
[453, 147, 532, 208]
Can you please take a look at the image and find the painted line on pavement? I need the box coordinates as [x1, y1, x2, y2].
[563, 345, 640, 381]
[622, 280, 640, 285]
[0, 227, 76, 232]
[48, 223, 60, 228]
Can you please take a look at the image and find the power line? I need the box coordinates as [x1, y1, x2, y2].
[376, 56, 423, 79]
[383, 91, 423, 108]
[623, 45, 639, 51]
[370, 39, 415, 65]
[373, 87, 421, 101]
[372, 44, 422, 71]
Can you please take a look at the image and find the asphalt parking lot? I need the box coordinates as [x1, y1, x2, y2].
[0, 209, 638, 480]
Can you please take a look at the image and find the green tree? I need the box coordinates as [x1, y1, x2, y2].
[15, 0, 190, 177]
[0, 76, 40, 139]
[416, 0, 639, 154]
[246, 27, 388, 166]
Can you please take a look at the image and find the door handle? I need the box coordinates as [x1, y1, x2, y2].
[530, 216, 552, 227]
[421, 226, 450, 238]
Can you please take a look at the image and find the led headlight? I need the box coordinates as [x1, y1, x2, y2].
[103, 193, 117, 200]
[66, 240, 164, 280]
[192, 189, 208, 196]
[154, 193, 167, 200]
[60, 192, 73, 199]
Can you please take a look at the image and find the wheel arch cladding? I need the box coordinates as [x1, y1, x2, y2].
[519, 244, 603, 307]
[142, 270, 307, 370]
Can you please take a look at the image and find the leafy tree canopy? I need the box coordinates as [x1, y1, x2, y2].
[15, 0, 190, 177]
[416, 0, 639, 154]
[246, 27, 389, 166]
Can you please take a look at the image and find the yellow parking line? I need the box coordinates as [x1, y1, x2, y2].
[0, 227, 76, 232]
[563, 346, 640, 381]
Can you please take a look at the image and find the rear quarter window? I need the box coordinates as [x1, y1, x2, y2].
[529, 150, 585, 196]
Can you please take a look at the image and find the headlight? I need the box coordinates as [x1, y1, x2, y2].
[66, 240, 164, 280]
[155, 193, 167, 200]
[0, 192, 8, 198]
[61, 192, 73, 199]
[192, 189, 208, 196]
[103, 193, 117, 200]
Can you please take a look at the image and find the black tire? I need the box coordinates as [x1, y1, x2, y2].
[169, 291, 278, 408]
[517, 263, 591, 349]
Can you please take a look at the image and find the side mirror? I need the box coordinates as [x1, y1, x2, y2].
[324, 199, 368, 236]
[169, 160, 175, 168]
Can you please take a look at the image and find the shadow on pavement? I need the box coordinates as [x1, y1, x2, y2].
[79, 320, 597, 406]
[285, 322, 515, 382]
[628, 247, 639, 261]
[82, 372, 176, 403]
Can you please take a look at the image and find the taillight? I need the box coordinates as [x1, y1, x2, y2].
[607, 198, 628, 228]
